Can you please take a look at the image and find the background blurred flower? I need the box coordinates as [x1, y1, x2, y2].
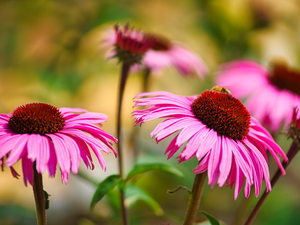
[0, 103, 117, 186]
[141, 35, 208, 77]
[103, 28, 208, 77]
[216, 60, 300, 132]
[133, 89, 288, 199]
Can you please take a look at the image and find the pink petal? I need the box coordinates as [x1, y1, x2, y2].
[218, 136, 233, 187]
[22, 155, 33, 186]
[47, 134, 70, 174]
[207, 135, 222, 188]
[6, 134, 29, 166]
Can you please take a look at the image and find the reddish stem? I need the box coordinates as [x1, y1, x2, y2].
[244, 141, 298, 225]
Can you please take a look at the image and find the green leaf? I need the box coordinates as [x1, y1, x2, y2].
[43, 190, 51, 210]
[125, 184, 163, 216]
[202, 212, 220, 225]
[90, 174, 120, 209]
[125, 163, 183, 182]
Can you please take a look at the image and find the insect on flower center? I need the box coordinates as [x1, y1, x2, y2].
[191, 88, 250, 140]
[268, 60, 300, 96]
[8, 103, 65, 135]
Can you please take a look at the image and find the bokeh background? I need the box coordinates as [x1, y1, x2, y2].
[1, 0, 300, 224]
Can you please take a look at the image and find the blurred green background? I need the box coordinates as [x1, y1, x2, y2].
[1, 0, 300, 224]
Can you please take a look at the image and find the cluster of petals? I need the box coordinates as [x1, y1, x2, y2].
[0, 107, 118, 186]
[216, 60, 300, 132]
[132, 91, 288, 199]
[104, 25, 208, 78]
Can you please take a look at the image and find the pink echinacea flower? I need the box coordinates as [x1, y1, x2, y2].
[104, 25, 208, 77]
[216, 60, 300, 132]
[132, 88, 288, 199]
[0, 103, 117, 186]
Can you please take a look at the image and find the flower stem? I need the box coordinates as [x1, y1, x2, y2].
[131, 67, 152, 163]
[142, 67, 151, 93]
[244, 141, 299, 225]
[32, 162, 46, 225]
[183, 172, 207, 225]
[116, 62, 130, 225]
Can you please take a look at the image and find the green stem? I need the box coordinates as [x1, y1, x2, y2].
[183, 172, 207, 225]
[232, 193, 253, 225]
[244, 141, 299, 225]
[142, 67, 151, 93]
[132, 68, 151, 163]
[77, 169, 98, 186]
[32, 162, 46, 225]
[116, 63, 130, 225]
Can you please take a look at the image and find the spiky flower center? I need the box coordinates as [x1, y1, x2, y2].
[269, 61, 300, 96]
[114, 24, 156, 65]
[8, 103, 65, 135]
[191, 90, 250, 140]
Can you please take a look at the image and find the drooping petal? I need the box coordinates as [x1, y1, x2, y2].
[218, 136, 232, 187]
[55, 133, 80, 174]
[47, 134, 70, 177]
[6, 134, 29, 166]
[22, 155, 33, 186]
[36, 135, 50, 174]
[207, 135, 222, 188]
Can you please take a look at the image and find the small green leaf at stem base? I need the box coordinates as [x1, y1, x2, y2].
[201, 212, 220, 225]
[90, 174, 120, 209]
[43, 190, 51, 210]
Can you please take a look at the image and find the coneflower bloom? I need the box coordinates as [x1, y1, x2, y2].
[113, 23, 156, 65]
[132, 87, 288, 199]
[0, 103, 117, 186]
[216, 60, 300, 132]
[104, 28, 208, 77]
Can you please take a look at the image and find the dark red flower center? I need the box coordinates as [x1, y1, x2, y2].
[268, 61, 300, 96]
[191, 89, 251, 140]
[150, 35, 171, 51]
[8, 103, 65, 135]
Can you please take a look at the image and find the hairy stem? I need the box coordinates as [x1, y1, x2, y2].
[244, 141, 299, 225]
[32, 162, 46, 225]
[131, 68, 152, 163]
[183, 172, 207, 225]
[116, 63, 130, 225]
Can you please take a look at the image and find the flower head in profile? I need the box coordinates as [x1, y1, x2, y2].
[216, 60, 300, 132]
[132, 87, 288, 199]
[0, 103, 118, 186]
[113, 23, 156, 65]
[103, 26, 208, 77]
